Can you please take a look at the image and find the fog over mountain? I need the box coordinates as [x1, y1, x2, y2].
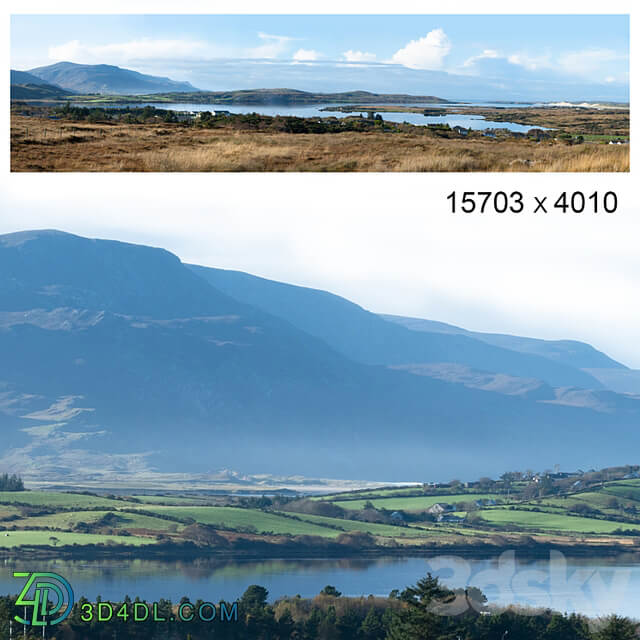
[1, 230, 638, 483]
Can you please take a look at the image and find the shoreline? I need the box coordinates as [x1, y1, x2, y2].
[2, 539, 639, 562]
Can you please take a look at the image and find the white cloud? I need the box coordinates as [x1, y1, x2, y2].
[507, 53, 552, 71]
[462, 49, 500, 68]
[342, 50, 377, 63]
[246, 32, 295, 59]
[48, 38, 223, 65]
[391, 29, 451, 70]
[292, 48, 320, 61]
[48, 33, 299, 66]
[557, 48, 623, 76]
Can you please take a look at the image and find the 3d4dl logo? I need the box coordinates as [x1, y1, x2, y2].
[13, 572, 75, 626]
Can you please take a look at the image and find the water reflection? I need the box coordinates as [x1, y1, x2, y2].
[2, 553, 640, 617]
[75, 102, 544, 132]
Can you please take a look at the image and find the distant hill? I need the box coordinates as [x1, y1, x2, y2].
[147, 88, 447, 105]
[380, 314, 626, 371]
[26, 61, 198, 95]
[10, 69, 72, 100]
[11, 70, 55, 86]
[69, 88, 448, 105]
[1, 230, 639, 482]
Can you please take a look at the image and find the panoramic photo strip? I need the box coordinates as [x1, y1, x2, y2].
[10, 14, 630, 172]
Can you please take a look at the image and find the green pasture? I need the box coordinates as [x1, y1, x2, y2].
[0, 491, 130, 509]
[0, 530, 153, 548]
[480, 508, 640, 534]
[137, 506, 344, 537]
[332, 494, 502, 512]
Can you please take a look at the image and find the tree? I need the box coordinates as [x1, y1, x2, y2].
[240, 585, 269, 611]
[387, 574, 454, 640]
[49, 536, 59, 546]
[596, 615, 638, 640]
[320, 585, 342, 597]
[0, 473, 24, 491]
[542, 613, 590, 640]
[606, 497, 620, 510]
[360, 607, 385, 640]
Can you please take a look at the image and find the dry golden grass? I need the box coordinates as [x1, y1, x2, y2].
[11, 115, 629, 172]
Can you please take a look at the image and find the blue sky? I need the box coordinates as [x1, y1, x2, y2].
[11, 15, 630, 100]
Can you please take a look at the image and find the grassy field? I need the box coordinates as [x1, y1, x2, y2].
[10, 115, 629, 172]
[316, 486, 422, 501]
[139, 506, 346, 537]
[480, 509, 640, 534]
[130, 495, 215, 506]
[0, 530, 153, 548]
[601, 484, 640, 501]
[332, 494, 502, 512]
[0, 491, 130, 509]
[280, 512, 439, 539]
[12, 510, 184, 532]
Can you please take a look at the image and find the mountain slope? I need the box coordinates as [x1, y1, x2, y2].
[11, 70, 57, 86]
[188, 266, 603, 390]
[1, 230, 638, 481]
[27, 62, 198, 94]
[11, 70, 72, 100]
[381, 314, 626, 371]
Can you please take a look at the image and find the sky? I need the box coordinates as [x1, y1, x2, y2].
[10, 15, 630, 101]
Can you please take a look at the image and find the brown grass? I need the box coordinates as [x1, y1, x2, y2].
[11, 115, 629, 172]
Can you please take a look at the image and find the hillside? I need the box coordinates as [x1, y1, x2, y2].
[10, 70, 72, 100]
[11, 70, 55, 86]
[380, 314, 626, 370]
[26, 61, 197, 94]
[1, 230, 639, 483]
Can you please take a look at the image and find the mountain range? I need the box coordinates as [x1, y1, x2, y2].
[13, 62, 197, 95]
[1, 230, 638, 482]
[10, 59, 629, 103]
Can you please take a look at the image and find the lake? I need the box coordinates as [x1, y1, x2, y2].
[81, 102, 545, 133]
[2, 552, 639, 618]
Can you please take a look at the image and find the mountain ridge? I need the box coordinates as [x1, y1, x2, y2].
[1, 230, 638, 481]
[25, 61, 198, 95]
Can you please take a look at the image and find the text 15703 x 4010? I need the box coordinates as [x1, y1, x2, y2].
[446, 191, 618, 214]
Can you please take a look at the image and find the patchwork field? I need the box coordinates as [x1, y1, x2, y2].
[1, 470, 639, 553]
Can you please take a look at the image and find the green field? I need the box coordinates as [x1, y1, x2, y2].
[0, 491, 132, 509]
[284, 512, 441, 538]
[0, 530, 153, 548]
[130, 495, 213, 506]
[12, 510, 184, 532]
[481, 508, 640, 534]
[332, 494, 501, 512]
[139, 506, 346, 537]
[317, 486, 422, 501]
[600, 484, 640, 501]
